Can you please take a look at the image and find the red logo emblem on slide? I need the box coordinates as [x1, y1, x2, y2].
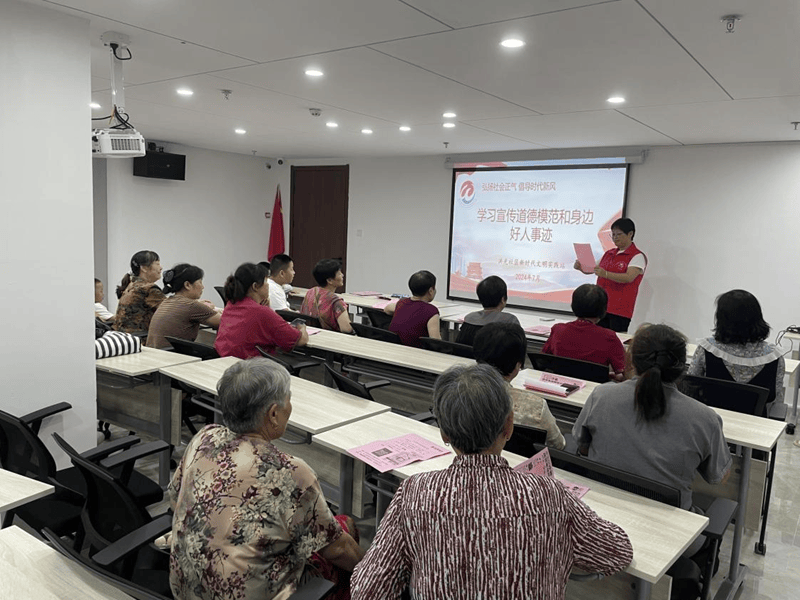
[459, 180, 476, 205]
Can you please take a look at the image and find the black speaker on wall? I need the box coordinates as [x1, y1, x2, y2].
[133, 151, 186, 180]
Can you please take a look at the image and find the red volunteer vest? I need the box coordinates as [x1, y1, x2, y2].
[597, 242, 646, 319]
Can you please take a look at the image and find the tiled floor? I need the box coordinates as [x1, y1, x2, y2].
[110, 366, 800, 600]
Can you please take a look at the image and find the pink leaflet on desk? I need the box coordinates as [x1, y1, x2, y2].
[513, 447, 553, 477]
[351, 291, 383, 297]
[560, 480, 590, 500]
[305, 327, 321, 335]
[524, 325, 552, 336]
[524, 380, 569, 397]
[372, 300, 392, 310]
[539, 372, 585, 390]
[347, 433, 450, 473]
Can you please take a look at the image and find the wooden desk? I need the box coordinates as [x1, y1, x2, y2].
[512, 368, 785, 600]
[96, 347, 201, 486]
[0, 469, 54, 512]
[0, 525, 133, 600]
[313, 411, 707, 600]
[159, 357, 392, 516]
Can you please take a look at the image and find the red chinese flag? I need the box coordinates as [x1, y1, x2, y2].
[267, 185, 285, 259]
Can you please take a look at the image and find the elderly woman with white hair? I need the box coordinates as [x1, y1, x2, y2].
[351, 364, 634, 600]
[169, 358, 364, 600]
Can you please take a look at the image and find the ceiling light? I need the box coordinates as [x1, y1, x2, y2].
[443, 112, 456, 118]
[305, 69, 324, 77]
[500, 38, 525, 48]
[326, 122, 338, 128]
[235, 128, 246, 134]
[443, 122, 456, 128]
[399, 126, 411, 132]
[607, 96, 625, 103]
[361, 128, 373, 134]
[176, 88, 194, 96]
[89, 102, 101, 109]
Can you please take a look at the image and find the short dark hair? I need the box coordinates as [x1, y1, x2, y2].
[269, 254, 293, 276]
[163, 263, 205, 295]
[473, 322, 527, 377]
[611, 218, 635, 239]
[224, 262, 269, 304]
[312, 259, 342, 287]
[713, 289, 770, 344]
[257, 261, 270, 272]
[408, 270, 436, 297]
[117, 250, 160, 298]
[571, 284, 608, 319]
[476, 276, 507, 309]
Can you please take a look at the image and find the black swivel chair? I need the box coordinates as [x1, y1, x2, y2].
[504, 425, 547, 458]
[678, 374, 774, 555]
[364, 307, 393, 329]
[351, 322, 402, 344]
[165, 336, 220, 433]
[256, 346, 324, 376]
[528, 351, 609, 384]
[419, 337, 475, 359]
[214, 286, 227, 305]
[275, 310, 322, 329]
[454, 322, 483, 346]
[536, 444, 737, 600]
[165, 336, 219, 360]
[324, 364, 391, 400]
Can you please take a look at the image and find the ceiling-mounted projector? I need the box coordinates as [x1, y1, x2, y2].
[92, 128, 145, 158]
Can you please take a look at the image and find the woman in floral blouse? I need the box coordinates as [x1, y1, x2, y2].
[169, 358, 364, 600]
[300, 258, 353, 333]
[114, 250, 165, 333]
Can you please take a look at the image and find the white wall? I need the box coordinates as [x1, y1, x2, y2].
[103, 144, 273, 310]
[0, 0, 95, 454]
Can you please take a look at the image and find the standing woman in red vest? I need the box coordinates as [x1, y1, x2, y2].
[576, 218, 646, 333]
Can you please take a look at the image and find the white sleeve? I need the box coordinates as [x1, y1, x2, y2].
[95, 303, 114, 320]
[628, 253, 646, 273]
[268, 280, 288, 310]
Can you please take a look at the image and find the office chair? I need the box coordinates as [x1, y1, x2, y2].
[351, 322, 402, 344]
[504, 424, 547, 458]
[419, 337, 475, 359]
[214, 286, 227, 305]
[535, 443, 737, 600]
[454, 322, 482, 346]
[256, 346, 324, 376]
[165, 336, 219, 360]
[528, 351, 609, 383]
[275, 310, 322, 329]
[364, 307, 393, 329]
[324, 364, 391, 400]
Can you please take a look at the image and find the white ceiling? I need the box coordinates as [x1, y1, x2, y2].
[27, 0, 800, 157]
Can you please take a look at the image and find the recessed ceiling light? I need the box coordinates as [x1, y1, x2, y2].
[176, 88, 194, 96]
[305, 69, 324, 77]
[443, 122, 456, 128]
[235, 128, 246, 134]
[500, 38, 525, 48]
[326, 122, 338, 128]
[399, 126, 411, 132]
[89, 102, 101, 109]
[442, 112, 456, 118]
[361, 128, 373, 134]
[607, 96, 625, 103]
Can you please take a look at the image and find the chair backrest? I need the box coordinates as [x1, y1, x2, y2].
[0, 408, 57, 482]
[52, 433, 151, 555]
[678, 375, 769, 418]
[364, 308, 393, 329]
[533, 443, 681, 507]
[256, 347, 296, 373]
[419, 337, 475, 359]
[454, 322, 483, 346]
[324, 364, 374, 401]
[165, 336, 219, 360]
[505, 424, 547, 458]
[276, 310, 321, 328]
[41, 527, 171, 600]
[214, 286, 227, 305]
[352, 322, 402, 344]
[528, 351, 609, 383]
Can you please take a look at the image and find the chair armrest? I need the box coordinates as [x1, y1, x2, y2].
[290, 577, 335, 600]
[20, 402, 72, 434]
[701, 497, 737, 541]
[81, 436, 141, 461]
[363, 379, 392, 391]
[92, 514, 173, 567]
[100, 440, 170, 471]
[408, 411, 435, 423]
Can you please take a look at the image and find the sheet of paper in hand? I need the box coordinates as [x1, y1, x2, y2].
[573, 242, 596, 274]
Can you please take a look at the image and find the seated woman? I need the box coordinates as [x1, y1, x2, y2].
[169, 358, 364, 600]
[688, 289, 785, 419]
[385, 270, 440, 347]
[215, 262, 308, 358]
[573, 324, 731, 512]
[543, 284, 626, 379]
[300, 259, 353, 333]
[94, 278, 114, 322]
[352, 364, 633, 599]
[146, 263, 221, 349]
[473, 322, 565, 449]
[114, 250, 165, 333]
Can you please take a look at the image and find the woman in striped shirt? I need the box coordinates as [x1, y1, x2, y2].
[351, 364, 633, 600]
